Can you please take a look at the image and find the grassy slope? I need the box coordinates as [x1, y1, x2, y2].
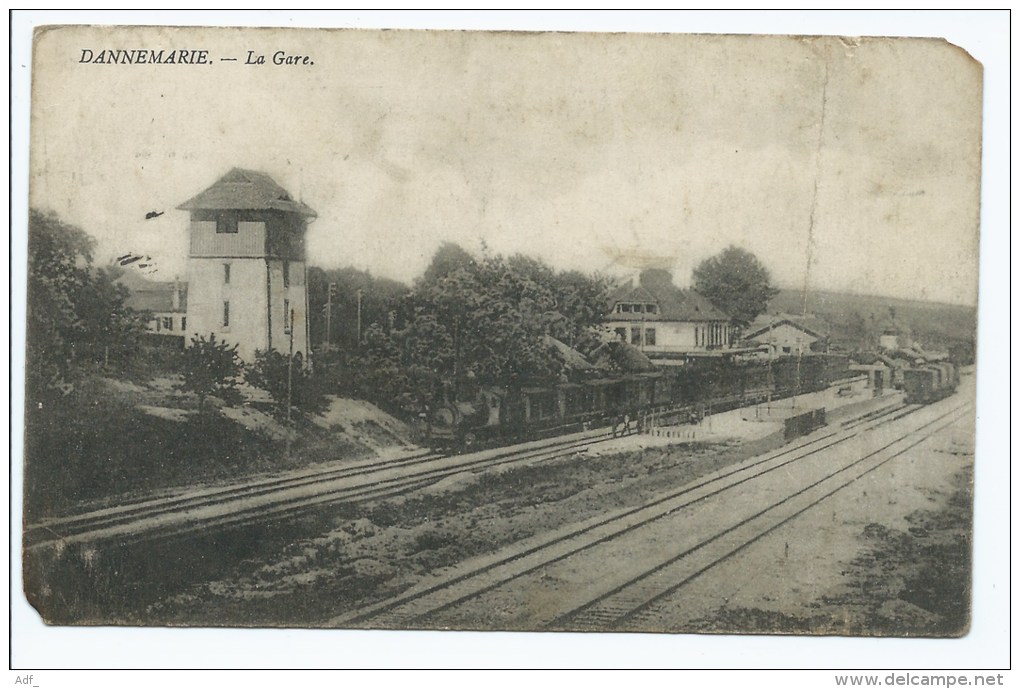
[23, 375, 414, 521]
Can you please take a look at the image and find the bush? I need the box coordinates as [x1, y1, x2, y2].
[245, 349, 328, 420]
[177, 334, 242, 409]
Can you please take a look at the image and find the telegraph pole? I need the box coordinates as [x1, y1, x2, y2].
[326, 282, 335, 348]
[286, 307, 294, 461]
[356, 288, 363, 347]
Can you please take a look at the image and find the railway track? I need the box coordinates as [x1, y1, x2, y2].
[26, 392, 913, 555]
[25, 424, 624, 550]
[330, 396, 943, 628]
[25, 447, 439, 540]
[552, 403, 970, 631]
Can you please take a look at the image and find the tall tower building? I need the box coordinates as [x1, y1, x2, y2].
[178, 168, 315, 362]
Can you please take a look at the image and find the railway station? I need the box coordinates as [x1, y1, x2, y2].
[19, 24, 983, 651]
[22, 164, 971, 637]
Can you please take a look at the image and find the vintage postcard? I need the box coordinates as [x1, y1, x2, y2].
[21, 24, 982, 639]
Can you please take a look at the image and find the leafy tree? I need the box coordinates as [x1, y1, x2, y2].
[310, 245, 609, 409]
[402, 251, 609, 390]
[350, 324, 419, 405]
[177, 333, 242, 410]
[25, 209, 146, 400]
[549, 268, 612, 349]
[26, 210, 93, 398]
[76, 267, 145, 363]
[692, 245, 779, 328]
[411, 254, 559, 386]
[245, 349, 328, 420]
[419, 241, 476, 285]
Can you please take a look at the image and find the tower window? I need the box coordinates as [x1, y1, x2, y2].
[216, 216, 238, 234]
[284, 299, 292, 334]
[283, 260, 290, 288]
[223, 263, 231, 284]
[223, 301, 230, 328]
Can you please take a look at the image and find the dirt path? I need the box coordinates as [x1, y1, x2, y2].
[648, 408, 973, 636]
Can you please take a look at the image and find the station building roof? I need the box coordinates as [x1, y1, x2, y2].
[744, 313, 831, 340]
[607, 269, 729, 323]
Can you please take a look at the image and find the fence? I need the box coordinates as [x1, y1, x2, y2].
[784, 407, 826, 441]
[639, 403, 706, 441]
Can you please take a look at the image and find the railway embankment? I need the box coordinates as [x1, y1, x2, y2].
[23, 374, 420, 523]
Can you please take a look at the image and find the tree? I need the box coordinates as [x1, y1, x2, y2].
[177, 333, 242, 411]
[341, 324, 418, 405]
[76, 266, 145, 364]
[245, 349, 328, 420]
[309, 246, 610, 410]
[692, 246, 779, 328]
[411, 254, 560, 387]
[26, 210, 93, 398]
[419, 242, 476, 285]
[26, 209, 146, 400]
[548, 269, 612, 350]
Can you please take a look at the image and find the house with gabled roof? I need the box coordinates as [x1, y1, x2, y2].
[744, 313, 830, 357]
[178, 168, 316, 362]
[603, 269, 736, 363]
[115, 269, 188, 338]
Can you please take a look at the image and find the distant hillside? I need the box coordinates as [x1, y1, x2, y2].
[766, 289, 977, 355]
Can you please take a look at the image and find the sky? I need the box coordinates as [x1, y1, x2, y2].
[29, 25, 982, 305]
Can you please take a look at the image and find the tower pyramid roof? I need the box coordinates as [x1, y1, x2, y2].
[178, 168, 316, 217]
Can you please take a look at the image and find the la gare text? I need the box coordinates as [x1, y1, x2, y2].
[78, 49, 315, 66]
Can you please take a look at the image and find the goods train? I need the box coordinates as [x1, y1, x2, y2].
[421, 354, 850, 450]
[902, 362, 958, 404]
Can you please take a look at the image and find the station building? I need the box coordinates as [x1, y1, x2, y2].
[604, 269, 736, 364]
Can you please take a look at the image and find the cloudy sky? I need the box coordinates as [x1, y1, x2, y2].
[29, 26, 982, 305]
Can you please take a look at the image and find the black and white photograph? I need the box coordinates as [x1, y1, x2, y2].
[10, 11, 1009, 674]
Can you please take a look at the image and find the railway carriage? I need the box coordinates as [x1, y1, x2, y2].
[423, 353, 852, 450]
[903, 362, 958, 404]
